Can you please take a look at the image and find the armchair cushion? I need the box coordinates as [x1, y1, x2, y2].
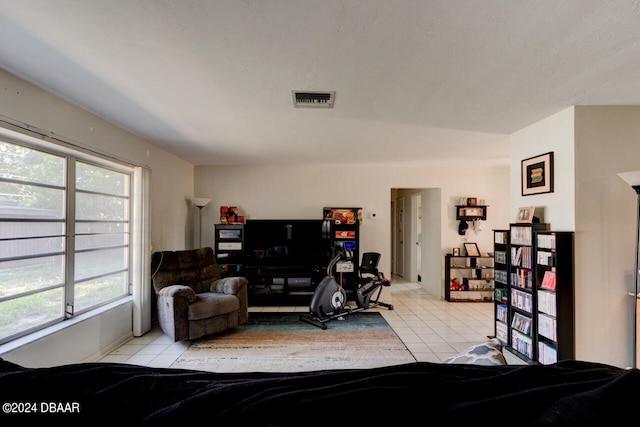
[151, 247, 222, 295]
[188, 293, 240, 321]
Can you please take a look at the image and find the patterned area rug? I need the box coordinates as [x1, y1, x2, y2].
[171, 311, 416, 372]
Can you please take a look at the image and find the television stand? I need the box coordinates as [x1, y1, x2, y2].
[245, 265, 325, 306]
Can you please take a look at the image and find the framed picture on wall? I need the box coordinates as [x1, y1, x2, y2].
[522, 152, 554, 196]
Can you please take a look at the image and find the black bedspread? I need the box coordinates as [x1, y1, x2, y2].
[1, 358, 639, 426]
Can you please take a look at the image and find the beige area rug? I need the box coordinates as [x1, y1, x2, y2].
[170, 311, 416, 373]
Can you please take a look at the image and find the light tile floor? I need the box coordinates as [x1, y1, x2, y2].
[99, 275, 504, 367]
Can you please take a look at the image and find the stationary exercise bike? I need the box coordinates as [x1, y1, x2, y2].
[300, 248, 393, 329]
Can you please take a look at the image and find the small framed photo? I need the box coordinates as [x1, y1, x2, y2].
[467, 197, 478, 206]
[516, 206, 536, 223]
[452, 248, 460, 256]
[522, 152, 554, 196]
[464, 242, 480, 257]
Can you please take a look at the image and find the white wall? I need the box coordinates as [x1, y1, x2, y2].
[574, 106, 640, 368]
[0, 69, 195, 366]
[195, 163, 511, 297]
[510, 106, 640, 368]
[509, 107, 576, 228]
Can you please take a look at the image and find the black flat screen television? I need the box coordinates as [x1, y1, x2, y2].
[243, 219, 331, 270]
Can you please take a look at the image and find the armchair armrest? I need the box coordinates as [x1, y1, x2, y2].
[211, 276, 248, 295]
[155, 284, 196, 341]
[158, 284, 197, 303]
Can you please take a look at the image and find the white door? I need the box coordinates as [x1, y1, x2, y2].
[413, 193, 422, 282]
[395, 198, 404, 277]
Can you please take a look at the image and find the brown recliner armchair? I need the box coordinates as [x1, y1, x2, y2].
[150, 247, 248, 342]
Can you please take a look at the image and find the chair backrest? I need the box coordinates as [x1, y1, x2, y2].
[359, 252, 381, 276]
[150, 247, 221, 295]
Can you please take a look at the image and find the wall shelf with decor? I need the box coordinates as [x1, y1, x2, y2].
[455, 205, 487, 221]
[444, 254, 494, 302]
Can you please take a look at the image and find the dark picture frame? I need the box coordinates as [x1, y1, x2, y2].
[464, 242, 480, 257]
[521, 152, 554, 196]
[452, 248, 460, 256]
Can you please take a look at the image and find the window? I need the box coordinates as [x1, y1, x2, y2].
[73, 161, 130, 313]
[0, 138, 134, 344]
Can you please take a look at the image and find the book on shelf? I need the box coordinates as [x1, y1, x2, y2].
[495, 231, 508, 244]
[494, 270, 508, 285]
[537, 250, 555, 266]
[512, 330, 533, 358]
[519, 268, 533, 288]
[538, 312, 557, 341]
[511, 288, 533, 313]
[537, 234, 556, 250]
[511, 226, 533, 245]
[511, 246, 522, 265]
[496, 304, 508, 322]
[512, 246, 534, 268]
[511, 269, 532, 289]
[511, 312, 532, 335]
[540, 270, 556, 290]
[538, 290, 557, 316]
[538, 342, 558, 364]
[496, 321, 508, 344]
[522, 247, 532, 268]
[494, 287, 508, 303]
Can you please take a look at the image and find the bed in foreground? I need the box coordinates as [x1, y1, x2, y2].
[1, 357, 639, 426]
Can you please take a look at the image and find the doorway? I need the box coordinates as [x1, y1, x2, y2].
[394, 197, 404, 277]
[391, 188, 442, 296]
[413, 193, 422, 282]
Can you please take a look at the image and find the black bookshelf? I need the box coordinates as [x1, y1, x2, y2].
[508, 223, 549, 362]
[500, 223, 575, 364]
[444, 254, 494, 302]
[535, 231, 575, 364]
[493, 229, 510, 344]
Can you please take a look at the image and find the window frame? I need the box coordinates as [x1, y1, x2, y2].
[0, 123, 150, 344]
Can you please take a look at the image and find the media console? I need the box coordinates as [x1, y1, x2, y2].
[244, 265, 326, 305]
[215, 218, 361, 305]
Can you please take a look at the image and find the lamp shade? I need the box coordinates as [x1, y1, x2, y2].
[618, 171, 640, 193]
[192, 197, 212, 208]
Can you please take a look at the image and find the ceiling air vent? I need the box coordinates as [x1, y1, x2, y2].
[292, 91, 335, 108]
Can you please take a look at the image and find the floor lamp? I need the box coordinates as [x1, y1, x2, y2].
[192, 197, 212, 248]
[618, 171, 640, 369]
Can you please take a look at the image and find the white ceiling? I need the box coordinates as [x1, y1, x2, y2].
[1, 0, 640, 166]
